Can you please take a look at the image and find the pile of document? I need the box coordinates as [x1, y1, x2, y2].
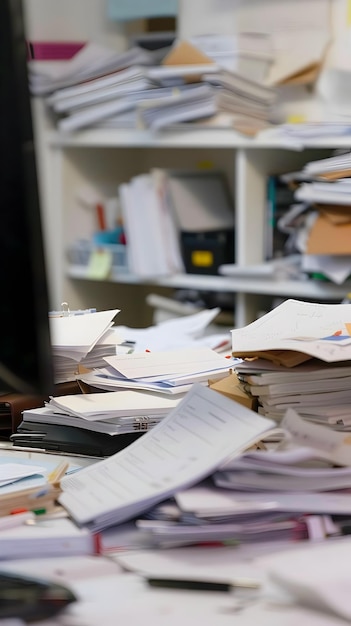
[28, 43, 156, 96]
[21, 390, 181, 437]
[54, 381, 351, 556]
[205, 68, 276, 134]
[78, 345, 233, 396]
[0, 458, 98, 560]
[58, 384, 277, 532]
[119, 168, 233, 278]
[30, 37, 279, 135]
[231, 298, 351, 427]
[49, 308, 121, 383]
[278, 152, 351, 284]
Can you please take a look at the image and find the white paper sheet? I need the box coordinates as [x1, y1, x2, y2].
[59, 384, 275, 530]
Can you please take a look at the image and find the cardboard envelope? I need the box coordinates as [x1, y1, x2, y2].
[162, 40, 214, 66]
[306, 208, 351, 254]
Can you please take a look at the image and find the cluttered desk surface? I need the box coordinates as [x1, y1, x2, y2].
[3, 301, 351, 624]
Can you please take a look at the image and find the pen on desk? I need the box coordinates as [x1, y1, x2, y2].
[146, 577, 261, 593]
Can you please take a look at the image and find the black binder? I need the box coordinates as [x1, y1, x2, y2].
[12, 421, 144, 457]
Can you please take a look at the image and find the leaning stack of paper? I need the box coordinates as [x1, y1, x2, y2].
[144, 410, 351, 549]
[78, 346, 234, 395]
[58, 384, 276, 531]
[231, 299, 351, 425]
[49, 309, 120, 383]
[22, 390, 181, 436]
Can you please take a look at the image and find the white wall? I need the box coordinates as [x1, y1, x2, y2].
[178, 0, 344, 40]
[23, 0, 347, 47]
[23, 0, 125, 48]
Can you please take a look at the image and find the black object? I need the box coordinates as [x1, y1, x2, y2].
[146, 577, 260, 592]
[181, 230, 235, 275]
[0, 0, 54, 395]
[12, 421, 145, 456]
[0, 571, 76, 622]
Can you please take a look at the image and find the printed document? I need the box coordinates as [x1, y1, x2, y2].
[58, 384, 275, 531]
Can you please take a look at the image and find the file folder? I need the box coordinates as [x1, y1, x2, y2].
[13, 421, 144, 457]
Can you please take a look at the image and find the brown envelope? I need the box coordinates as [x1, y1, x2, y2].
[306, 212, 351, 254]
[209, 371, 257, 410]
[162, 40, 214, 66]
[318, 206, 351, 225]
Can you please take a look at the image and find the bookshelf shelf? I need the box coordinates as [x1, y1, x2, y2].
[33, 99, 349, 328]
[68, 266, 351, 299]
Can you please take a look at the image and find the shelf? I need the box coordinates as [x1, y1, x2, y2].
[33, 90, 350, 326]
[47, 126, 351, 151]
[67, 266, 350, 300]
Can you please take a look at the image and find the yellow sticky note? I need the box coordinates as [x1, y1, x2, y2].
[87, 248, 113, 279]
[286, 114, 306, 124]
[347, 0, 351, 26]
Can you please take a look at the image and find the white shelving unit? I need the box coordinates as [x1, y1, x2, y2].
[32, 99, 351, 329]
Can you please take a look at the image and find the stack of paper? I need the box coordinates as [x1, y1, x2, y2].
[0, 518, 96, 561]
[119, 169, 184, 278]
[137, 84, 217, 130]
[78, 346, 234, 395]
[138, 410, 351, 549]
[236, 357, 351, 426]
[278, 154, 351, 282]
[300, 152, 351, 181]
[231, 298, 351, 425]
[20, 390, 181, 437]
[58, 384, 276, 531]
[204, 68, 276, 132]
[28, 43, 156, 95]
[72, 84, 201, 132]
[49, 309, 120, 383]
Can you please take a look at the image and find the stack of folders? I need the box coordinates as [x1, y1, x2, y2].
[15, 389, 182, 456]
[20, 390, 181, 436]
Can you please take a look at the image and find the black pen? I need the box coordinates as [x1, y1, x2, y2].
[146, 577, 261, 593]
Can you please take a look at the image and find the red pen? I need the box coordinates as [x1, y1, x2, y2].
[96, 203, 106, 231]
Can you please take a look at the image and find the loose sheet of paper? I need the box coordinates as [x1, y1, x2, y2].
[58, 384, 275, 530]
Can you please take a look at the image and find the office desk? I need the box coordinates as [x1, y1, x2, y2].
[0, 445, 348, 626]
[0, 441, 99, 468]
[0, 551, 348, 626]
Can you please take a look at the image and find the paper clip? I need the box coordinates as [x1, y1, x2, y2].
[61, 302, 70, 317]
[49, 303, 97, 318]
